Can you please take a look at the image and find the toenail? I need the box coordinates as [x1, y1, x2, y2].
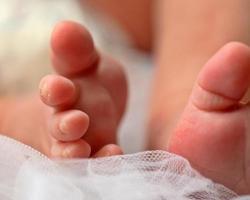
[51, 145, 62, 157]
[104, 151, 111, 157]
[58, 112, 88, 138]
[40, 81, 50, 101]
[59, 120, 68, 135]
[62, 145, 75, 158]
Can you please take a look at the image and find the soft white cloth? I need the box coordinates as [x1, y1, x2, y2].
[0, 135, 248, 200]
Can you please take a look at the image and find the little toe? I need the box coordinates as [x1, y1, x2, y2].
[192, 42, 250, 111]
[51, 21, 99, 76]
[39, 74, 77, 108]
[93, 144, 123, 158]
[51, 139, 91, 158]
[50, 110, 89, 142]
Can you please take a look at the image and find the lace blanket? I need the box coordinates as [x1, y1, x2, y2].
[0, 135, 248, 200]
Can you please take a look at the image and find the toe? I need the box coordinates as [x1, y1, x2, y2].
[51, 21, 99, 76]
[93, 144, 123, 158]
[50, 110, 89, 142]
[192, 42, 250, 110]
[39, 74, 77, 108]
[51, 139, 91, 158]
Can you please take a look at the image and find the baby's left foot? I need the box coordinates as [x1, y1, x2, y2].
[0, 21, 127, 158]
[40, 21, 127, 157]
[169, 42, 250, 194]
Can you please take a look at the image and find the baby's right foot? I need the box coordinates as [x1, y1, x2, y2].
[0, 21, 127, 158]
[169, 42, 250, 194]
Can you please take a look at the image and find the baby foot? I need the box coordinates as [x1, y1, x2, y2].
[169, 42, 250, 194]
[0, 21, 126, 158]
[39, 21, 127, 157]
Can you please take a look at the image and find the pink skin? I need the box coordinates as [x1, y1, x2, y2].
[46, 24, 250, 194]
[4, 19, 250, 194]
[39, 21, 127, 157]
[169, 42, 250, 194]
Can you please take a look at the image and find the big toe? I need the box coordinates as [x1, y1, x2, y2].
[51, 21, 99, 76]
[191, 42, 250, 111]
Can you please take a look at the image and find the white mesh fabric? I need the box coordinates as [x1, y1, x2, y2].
[0, 135, 248, 200]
